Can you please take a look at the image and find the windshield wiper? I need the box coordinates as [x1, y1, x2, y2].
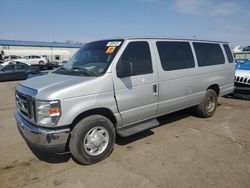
[54, 66, 99, 76]
[60, 67, 66, 70]
[71, 66, 93, 76]
[53, 66, 67, 73]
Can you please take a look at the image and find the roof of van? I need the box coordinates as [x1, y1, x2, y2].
[105, 37, 228, 43]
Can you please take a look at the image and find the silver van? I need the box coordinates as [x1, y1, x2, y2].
[15, 37, 235, 164]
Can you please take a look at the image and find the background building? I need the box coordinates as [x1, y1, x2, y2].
[0, 39, 82, 63]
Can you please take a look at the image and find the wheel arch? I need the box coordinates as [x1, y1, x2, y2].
[70, 107, 117, 130]
[207, 84, 220, 96]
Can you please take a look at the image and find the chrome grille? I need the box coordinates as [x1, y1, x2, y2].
[235, 76, 250, 85]
[16, 91, 36, 122]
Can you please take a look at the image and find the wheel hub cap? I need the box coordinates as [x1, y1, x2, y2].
[91, 132, 103, 147]
[83, 126, 109, 156]
[207, 96, 215, 113]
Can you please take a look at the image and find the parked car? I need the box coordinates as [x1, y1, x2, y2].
[0, 63, 40, 81]
[23, 55, 48, 65]
[234, 59, 250, 99]
[3, 55, 22, 62]
[15, 37, 235, 165]
[242, 46, 250, 52]
[1, 60, 30, 67]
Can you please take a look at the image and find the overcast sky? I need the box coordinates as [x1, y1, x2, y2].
[0, 0, 250, 46]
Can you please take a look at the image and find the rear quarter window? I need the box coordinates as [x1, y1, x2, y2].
[193, 42, 225, 67]
[223, 44, 234, 63]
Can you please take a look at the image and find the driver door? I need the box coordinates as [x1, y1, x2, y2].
[113, 41, 158, 127]
[1, 65, 16, 81]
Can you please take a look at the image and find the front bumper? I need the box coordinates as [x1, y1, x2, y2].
[234, 83, 250, 94]
[15, 110, 70, 153]
[235, 87, 250, 94]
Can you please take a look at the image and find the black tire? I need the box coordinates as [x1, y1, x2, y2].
[69, 115, 116, 165]
[26, 74, 31, 79]
[39, 61, 44, 65]
[196, 89, 218, 118]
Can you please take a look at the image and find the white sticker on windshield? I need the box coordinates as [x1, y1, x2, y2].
[106, 41, 122, 47]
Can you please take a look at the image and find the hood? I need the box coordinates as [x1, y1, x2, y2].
[235, 60, 250, 71]
[19, 73, 111, 100]
[235, 69, 250, 78]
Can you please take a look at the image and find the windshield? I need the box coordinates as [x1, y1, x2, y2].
[53, 40, 123, 77]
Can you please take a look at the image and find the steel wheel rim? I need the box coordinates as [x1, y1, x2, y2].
[83, 126, 109, 156]
[206, 96, 216, 113]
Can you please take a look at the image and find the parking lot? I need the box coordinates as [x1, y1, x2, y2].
[0, 81, 250, 188]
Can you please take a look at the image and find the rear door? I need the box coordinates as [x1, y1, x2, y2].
[113, 40, 158, 127]
[29, 56, 38, 64]
[34, 56, 41, 64]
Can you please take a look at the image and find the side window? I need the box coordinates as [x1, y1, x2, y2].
[156, 41, 195, 71]
[15, 65, 26, 70]
[117, 41, 153, 77]
[55, 55, 60, 61]
[4, 65, 14, 71]
[193, 42, 225, 67]
[223, 44, 234, 63]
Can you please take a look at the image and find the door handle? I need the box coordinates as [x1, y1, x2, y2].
[153, 84, 158, 94]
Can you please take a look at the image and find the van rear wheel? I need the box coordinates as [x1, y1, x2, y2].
[196, 89, 218, 118]
[69, 115, 116, 165]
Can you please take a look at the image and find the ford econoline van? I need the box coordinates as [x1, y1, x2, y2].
[15, 37, 235, 164]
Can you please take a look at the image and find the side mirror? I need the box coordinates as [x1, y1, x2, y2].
[117, 61, 133, 78]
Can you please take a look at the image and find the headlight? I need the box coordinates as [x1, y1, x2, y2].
[36, 100, 61, 127]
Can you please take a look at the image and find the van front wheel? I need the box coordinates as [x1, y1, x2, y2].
[196, 89, 218, 118]
[69, 115, 116, 165]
